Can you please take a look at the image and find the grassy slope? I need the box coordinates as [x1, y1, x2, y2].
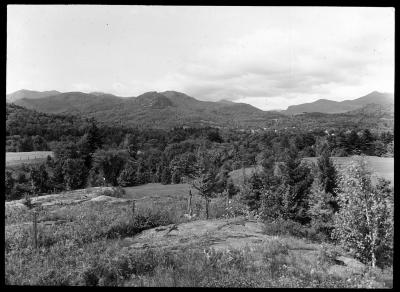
[5, 185, 392, 287]
[229, 156, 394, 185]
[303, 156, 394, 182]
[123, 183, 198, 201]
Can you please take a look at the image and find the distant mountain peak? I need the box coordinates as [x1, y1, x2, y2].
[135, 91, 174, 109]
[6, 89, 62, 102]
[284, 91, 394, 115]
[218, 99, 235, 104]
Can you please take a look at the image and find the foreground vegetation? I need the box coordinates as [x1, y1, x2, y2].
[5, 155, 393, 287]
[5, 236, 392, 287]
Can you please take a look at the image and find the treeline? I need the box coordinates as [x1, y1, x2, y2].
[6, 103, 394, 159]
[5, 119, 393, 201]
[5, 121, 393, 201]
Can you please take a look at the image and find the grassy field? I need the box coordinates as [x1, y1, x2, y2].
[229, 156, 394, 185]
[123, 183, 198, 201]
[303, 156, 394, 183]
[5, 151, 54, 166]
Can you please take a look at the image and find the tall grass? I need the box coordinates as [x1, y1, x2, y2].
[6, 237, 390, 287]
[5, 188, 392, 287]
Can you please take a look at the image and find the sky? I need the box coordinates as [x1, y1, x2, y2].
[7, 6, 394, 110]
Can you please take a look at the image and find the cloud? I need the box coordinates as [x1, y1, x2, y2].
[7, 7, 393, 110]
[150, 8, 394, 110]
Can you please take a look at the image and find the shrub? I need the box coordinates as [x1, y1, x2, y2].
[223, 197, 248, 218]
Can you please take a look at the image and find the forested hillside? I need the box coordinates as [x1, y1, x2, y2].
[12, 90, 284, 129]
[10, 89, 394, 131]
[6, 103, 93, 151]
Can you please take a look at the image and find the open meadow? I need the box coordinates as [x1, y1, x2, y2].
[229, 156, 394, 186]
[123, 183, 198, 201]
[303, 156, 394, 182]
[6, 151, 54, 167]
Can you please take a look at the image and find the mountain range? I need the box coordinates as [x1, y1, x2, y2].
[284, 91, 394, 115]
[6, 89, 394, 129]
[8, 90, 284, 128]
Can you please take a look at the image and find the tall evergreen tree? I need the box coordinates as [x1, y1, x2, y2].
[280, 146, 314, 223]
[29, 164, 49, 195]
[307, 179, 336, 239]
[240, 171, 263, 211]
[317, 148, 339, 212]
[117, 160, 138, 187]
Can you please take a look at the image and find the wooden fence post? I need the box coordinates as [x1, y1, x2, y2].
[205, 198, 210, 219]
[187, 189, 192, 215]
[32, 211, 38, 249]
[132, 200, 136, 218]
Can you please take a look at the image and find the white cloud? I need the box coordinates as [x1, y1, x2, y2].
[7, 6, 394, 110]
[149, 7, 394, 110]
